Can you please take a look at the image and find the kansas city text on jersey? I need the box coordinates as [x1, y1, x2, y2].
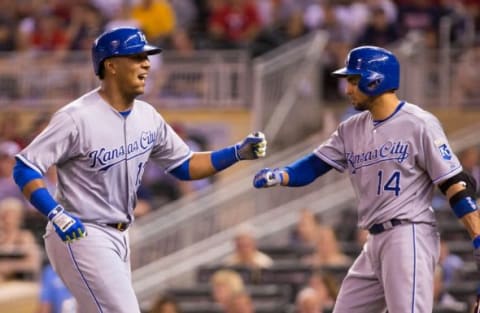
[88, 130, 158, 170]
[346, 140, 409, 170]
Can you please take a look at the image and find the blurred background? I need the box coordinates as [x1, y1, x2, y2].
[0, 0, 480, 312]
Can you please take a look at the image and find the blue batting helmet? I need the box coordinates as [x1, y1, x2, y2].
[332, 46, 400, 96]
[91, 27, 162, 76]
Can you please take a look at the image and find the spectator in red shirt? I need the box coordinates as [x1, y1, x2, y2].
[30, 13, 69, 52]
[208, 0, 261, 49]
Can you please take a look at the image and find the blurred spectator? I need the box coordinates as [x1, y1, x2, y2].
[35, 263, 76, 313]
[89, 0, 123, 21]
[210, 269, 246, 310]
[225, 290, 255, 313]
[450, 42, 480, 108]
[367, 0, 398, 23]
[0, 17, 16, 51]
[67, 3, 104, 51]
[170, 0, 198, 32]
[0, 111, 26, 147]
[0, 197, 41, 282]
[295, 287, 322, 313]
[223, 224, 274, 269]
[208, 0, 262, 49]
[433, 266, 467, 312]
[304, 2, 353, 101]
[251, 5, 307, 57]
[397, 0, 440, 48]
[22, 112, 52, 146]
[437, 0, 470, 48]
[307, 272, 338, 312]
[355, 6, 400, 46]
[0, 140, 24, 202]
[104, 1, 140, 31]
[131, 0, 176, 44]
[438, 238, 464, 287]
[150, 294, 182, 313]
[28, 13, 70, 53]
[290, 209, 321, 248]
[302, 225, 352, 267]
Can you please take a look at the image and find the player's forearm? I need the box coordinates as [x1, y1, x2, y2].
[189, 152, 218, 179]
[446, 181, 480, 238]
[441, 172, 480, 242]
[459, 211, 480, 239]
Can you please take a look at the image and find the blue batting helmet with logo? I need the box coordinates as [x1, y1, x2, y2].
[91, 27, 162, 76]
[332, 46, 400, 96]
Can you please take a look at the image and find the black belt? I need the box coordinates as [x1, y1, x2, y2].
[106, 222, 130, 231]
[368, 219, 405, 235]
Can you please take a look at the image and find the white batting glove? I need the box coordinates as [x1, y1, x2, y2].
[235, 132, 267, 160]
[253, 168, 284, 188]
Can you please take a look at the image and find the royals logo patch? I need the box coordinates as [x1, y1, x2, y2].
[434, 139, 452, 160]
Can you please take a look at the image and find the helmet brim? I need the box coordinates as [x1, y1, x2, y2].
[143, 44, 162, 55]
[331, 67, 362, 77]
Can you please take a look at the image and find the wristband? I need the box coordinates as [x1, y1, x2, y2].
[451, 196, 477, 218]
[211, 146, 238, 171]
[30, 188, 59, 217]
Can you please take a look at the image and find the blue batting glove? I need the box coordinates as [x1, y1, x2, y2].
[253, 168, 283, 188]
[48, 206, 87, 242]
[235, 132, 267, 160]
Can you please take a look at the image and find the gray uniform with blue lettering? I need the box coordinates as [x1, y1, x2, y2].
[17, 88, 192, 313]
[314, 102, 462, 313]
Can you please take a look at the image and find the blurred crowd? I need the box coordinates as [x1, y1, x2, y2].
[0, 0, 477, 58]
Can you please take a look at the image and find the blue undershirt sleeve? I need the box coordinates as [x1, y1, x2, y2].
[284, 153, 332, 186]
[13, 158, 59, 216]
[13, 158, 43, 190]
[170, 158, 191, 180]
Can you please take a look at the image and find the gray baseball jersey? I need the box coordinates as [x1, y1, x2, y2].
[17, 88, 192, 225]
[314, 101, 461, 313]
[314, 101, 462, 229]
[18, 88, 192, 313]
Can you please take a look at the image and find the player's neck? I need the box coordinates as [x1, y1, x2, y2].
[369, 93, 400, 121]
[98, 85, 134, 112]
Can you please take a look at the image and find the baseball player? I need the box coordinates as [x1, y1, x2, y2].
[253, 46, 480, 313]
[12, 27, 267, 313]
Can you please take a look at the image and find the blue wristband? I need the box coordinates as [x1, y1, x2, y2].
[473, 235, 480, 249]
[210, 146, 238, 171]
[30, 188, 59, 217]
[452, 196, 477, 218]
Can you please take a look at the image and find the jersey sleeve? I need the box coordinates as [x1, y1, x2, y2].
[419, 118, 462, 183]
[16, 111, 80, 175]
[149, 115, 192, 172]
[313, 125, 348, 172]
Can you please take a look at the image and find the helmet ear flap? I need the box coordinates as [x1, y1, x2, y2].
[360, 71, 384, 94]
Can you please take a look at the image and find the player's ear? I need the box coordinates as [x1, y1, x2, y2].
[103, 59, 117, 76]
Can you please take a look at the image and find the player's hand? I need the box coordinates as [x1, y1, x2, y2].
[48, 206, 87, 242]
[253, 168, 283, 188]
[235, 132, 267, 160]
